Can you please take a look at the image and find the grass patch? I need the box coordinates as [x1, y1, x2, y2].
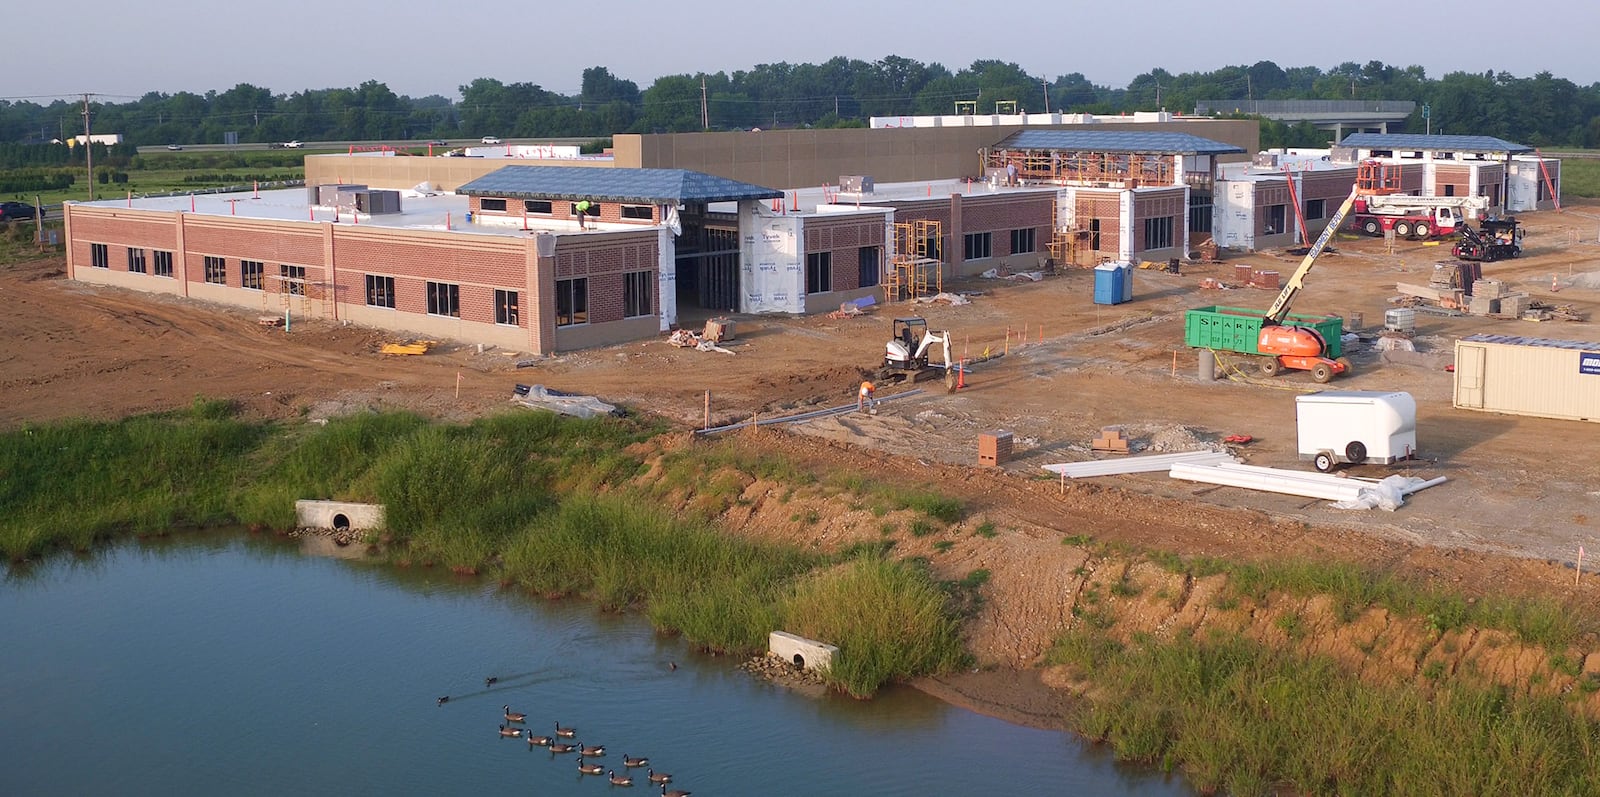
[1063, 533, 1094, 547]
[1049, 626, 1600, 796]
[972, 521, 997, 538]
[908, 519, 936, 537]
[783, 555, 968, 697]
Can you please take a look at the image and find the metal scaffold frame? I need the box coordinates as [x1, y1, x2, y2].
[887, 219, 943, 302]
[1045, 197, 1090, 269]
[268, 272, 332, 319]
[985, 148, 1174, 188]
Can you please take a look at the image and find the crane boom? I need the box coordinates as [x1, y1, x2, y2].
[1264, 186, 1360, 323]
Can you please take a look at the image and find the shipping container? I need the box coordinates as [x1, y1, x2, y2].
[1453, 334, 1600, 423]
[1184, 305, 1345, 359]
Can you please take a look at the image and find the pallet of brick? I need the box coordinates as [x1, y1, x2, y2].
[1468, 296, 1500, 316]
[978, 431, 1013, 467]
[1091, 425, 1130, 453]
[1251, 270, 1280, 290]
[1471, 279, 1505, 299]
[1497, 292, 1530, 318]
[1234, 264, 1254, 283]
[703, 317, 735, 343]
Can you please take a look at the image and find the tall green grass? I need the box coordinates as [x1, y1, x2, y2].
[783, 555, 968, 697]
[1051, 628, 1600, 796]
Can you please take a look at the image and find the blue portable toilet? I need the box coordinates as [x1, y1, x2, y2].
[1094, 262, 1130, 305]
[1120, 261, 1134, 303]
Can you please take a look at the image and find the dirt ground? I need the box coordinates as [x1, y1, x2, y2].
[7, 203, 1600, 712]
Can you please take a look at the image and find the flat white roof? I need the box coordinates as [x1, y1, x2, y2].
[76, 188, 607, 239]
[780, 177, 1058, 214]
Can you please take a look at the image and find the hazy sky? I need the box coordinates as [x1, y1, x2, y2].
[6, 0, 1597, 102]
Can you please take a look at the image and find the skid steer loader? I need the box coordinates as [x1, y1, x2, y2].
[881, 317, 958, 392]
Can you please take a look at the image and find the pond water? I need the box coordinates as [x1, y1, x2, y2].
[0, 534, 1191, 795]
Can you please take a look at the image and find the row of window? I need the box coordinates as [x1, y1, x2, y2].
[364, 273, 651, 327]
[476, 199, 651, 220]
[89, 244, 175, 278]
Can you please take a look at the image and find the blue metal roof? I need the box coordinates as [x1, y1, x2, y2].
[458, 166, 783, 204]
[1338, 133, 1531, 154]
[995, 130, 1244, 155]
[1462, 334, 1600, 351]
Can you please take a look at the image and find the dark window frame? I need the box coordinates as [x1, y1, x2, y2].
[523, 199, 552, 214]
[622, 271, 652, 318]
[858, 246, 881, 288]
[241, 260, 264, 290]
[366, 274, 396, 309]
[1009, 228, 1036, 254]
[1303, 198, 1326, 221]
[1143, 216, 1175, 250]
[555, 277, 588, 326]
[203, 255, 225, 283]
[495, 289, 519, 325]
[620, 204, 652, 220]
[805, 251, 833, 294]
[154, 250, 175, 278]
[425, 281, 460, 317]
[91, 243, 108, 268]
[281, 264, 307, 296]
[1264, 205, 1287, 236]
[128, 247, 148, 274]
[479, 198, 507, 212]
[963, 231, 992, 260]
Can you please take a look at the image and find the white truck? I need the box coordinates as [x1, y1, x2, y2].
[1295, 390, 1417, 472]
[1348, 194, 1489, 240]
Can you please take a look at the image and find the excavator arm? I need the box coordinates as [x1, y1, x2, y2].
[1264, 185, 1361, 324]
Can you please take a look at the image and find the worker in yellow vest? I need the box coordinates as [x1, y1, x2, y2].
[858, 380, 877, 413]
[575, 200, 591, 229]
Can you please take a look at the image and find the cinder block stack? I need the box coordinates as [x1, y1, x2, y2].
[978, 431, 1013, 467]
[1092, 426, 1130, 453]
[1469, 279, 1504, 316]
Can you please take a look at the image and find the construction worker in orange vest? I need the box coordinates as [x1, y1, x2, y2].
[858, 380, 877, 413]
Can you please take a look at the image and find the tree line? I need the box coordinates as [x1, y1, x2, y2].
[2, 58, 1596, 150]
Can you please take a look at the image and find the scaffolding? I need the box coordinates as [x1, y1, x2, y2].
[886, 219, 943, 302]
[267, 271, 331, 320]
[1042, 197, 1091, 269]
[985, 148, 1175, 188]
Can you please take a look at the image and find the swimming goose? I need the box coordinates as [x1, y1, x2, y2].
[554, 721, 577, 738]
[622, 754, 649, 768]
[436, 696, 449, 706]
[497, 724, 522, 738]
[527, 734, 554, 747]
[484, 676, 499, 688]
[609, 770, 634, 786]
[549, 742, 577, 754]
[579, 742, 605, 757]
[646, 769, 672, 784]
[578, 757, 604, 775]
[503, 705, 527, 723]
[661, 784, 691, 797]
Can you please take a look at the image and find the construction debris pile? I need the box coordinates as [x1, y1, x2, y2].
[666, 328, 736, 354]
[1395, 263, 1583, 321]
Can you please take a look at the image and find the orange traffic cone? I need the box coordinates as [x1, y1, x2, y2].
[1552, 274, 1561, 293]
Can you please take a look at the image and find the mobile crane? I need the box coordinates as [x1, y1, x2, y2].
[1184, 186, 1359, 383]
[1346, 160, 1490, 239]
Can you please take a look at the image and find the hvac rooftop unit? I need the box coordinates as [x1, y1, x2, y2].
[355, 190, 403, 215]
[839, 175, 874, 194]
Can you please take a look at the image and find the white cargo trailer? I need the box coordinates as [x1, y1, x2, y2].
[1295, 390, 1417, 472]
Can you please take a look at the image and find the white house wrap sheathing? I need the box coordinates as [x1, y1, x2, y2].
[1042, 450, 1236, 478]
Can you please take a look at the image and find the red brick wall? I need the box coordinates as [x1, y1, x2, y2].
[960, 194, 1052, 258]
[1077, 194, 1121, 255]
[1301, 169, 1357, 203]
[552, 231, 660, 324]
[332, 228, 528, 326]
[184, 219, 327, 291]
[69, 212, 178, 273]
[887, 198, 954, 257]
[803, 215, 885, 291]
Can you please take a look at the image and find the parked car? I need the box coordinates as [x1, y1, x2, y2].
[166, 143, 183, 151]
[428, 139, 449, 146]
[0, 201, 39, 222]
[481, 136, 502, 144]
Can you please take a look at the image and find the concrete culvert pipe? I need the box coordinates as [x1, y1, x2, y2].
[332, 513, 350, 531]
[792, 653, 806, 668]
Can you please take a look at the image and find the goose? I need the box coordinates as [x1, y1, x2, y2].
[554, 721, 577, 738]
[549, 742, 577, 754]
[647, 769, 672, 784]
[497, 724, 522, 738]
[484, 676, 499, 688]
[579, 742, 605, 757]
[436, 696, 450, 706]
[526, 734, 554, 747]
[622, 754, 649, 768]
[608, 770, 634, 787]
[503, 705, 527, 723]
[578, 757, 604, 775]
[661, 784, 691, 797]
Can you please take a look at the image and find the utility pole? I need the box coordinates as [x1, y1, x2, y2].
[1042, 78, 1050, 113]
[81, 93, 95, 201]
[700, 77, 709, 131]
